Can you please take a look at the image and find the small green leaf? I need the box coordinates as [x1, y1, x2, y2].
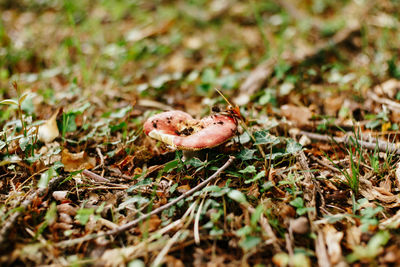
[234, 132, 251, 144]
[239, 236, 261, 251]
[245, 170, 265, 184]
[228, 190, 248, 204]
[286, 139, 302, 154]
[347, 231, 390, 263]
[367, 231, 390, 252]
[297, 207, 314, 215]
[52, 161, 64, 170]
[237, 148, 257, 161]
[290, 197, 304, 208]
[75, 208, 94, 225]
[254, 130, 280, 145]
[274, 61, 291, 80]
[236, 225, 252, 237]
[163, 159, 179, 173]
[202, 185, 222, 192]
[38, 168, 55, 189]
[209, 228, 224, 237]
[119, 196, 149, 209]
[262, 181, 274, 191]
[239, 165, 256, 174]
[201, 68, 216, 84]
[185, 157, 204, 168]
[18, 92, 30, 104]
[45, 202, 57, 225]
[251, 205, 264, 227]
[0, 99, 18, 106]
[169, 183, 178, 194]
[110, 122, 127, 132]
[19, 136, 30, 151]
[110, 106, 132, 119]
[62, 113, 77, 132]
[127, 178, 152, 192]
[366, 120, 381, 129]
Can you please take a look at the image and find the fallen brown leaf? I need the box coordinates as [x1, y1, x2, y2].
[281, 104, 312, 126]
[61, 149, 96, 172]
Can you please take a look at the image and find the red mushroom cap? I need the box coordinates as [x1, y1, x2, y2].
[143, 110, 237, 150]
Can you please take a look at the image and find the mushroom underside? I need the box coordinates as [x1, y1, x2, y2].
[144, 111, 237, 150]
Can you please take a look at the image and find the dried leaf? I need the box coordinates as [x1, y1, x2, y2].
[61, 149, 96, 172]
[140, 215, 162, 233]
[323, 225, 344, 265]
[374, 79, 400, 98]
[57, 203, 77, 216]
[177, 184, 191, 193]
[281, 104, 312, 126]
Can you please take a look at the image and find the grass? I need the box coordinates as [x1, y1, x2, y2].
[1, 0, 400, 266]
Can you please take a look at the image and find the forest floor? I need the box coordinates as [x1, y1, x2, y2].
[1, 0, 400, 266]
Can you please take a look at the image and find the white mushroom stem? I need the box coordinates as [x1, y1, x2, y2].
[148, 130, 203, 161]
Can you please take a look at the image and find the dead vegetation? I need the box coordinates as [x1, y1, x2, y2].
[1, 0, 400, 266]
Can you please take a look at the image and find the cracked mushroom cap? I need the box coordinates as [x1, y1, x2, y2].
[143, 110, 237, 150]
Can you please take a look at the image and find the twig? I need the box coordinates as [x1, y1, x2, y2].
[299, 130, 400, 154]
[56, 156, 235, 247]
[367, 91, 400, 112]
[82, 169, 110, 183]
[296, 150, 316, 220]
[96, 147, 104, 167]
[92, 147, 105, 172]
[310, 155, 339, 173]
[85, 186, 129, 190]
[0, 176, 64, 249]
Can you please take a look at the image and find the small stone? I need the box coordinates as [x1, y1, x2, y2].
[52, 191, 68, 202]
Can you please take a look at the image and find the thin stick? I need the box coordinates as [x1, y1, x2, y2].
[56, 156, 235, 247]
[299, 130, 400, 154]
[0, 176, 64, 248]
[82, 169, 109, 183]
[367, 91, 400, 112]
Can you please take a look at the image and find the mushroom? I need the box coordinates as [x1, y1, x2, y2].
[38, 108, 60, 143]
[143, 110, 237, 160]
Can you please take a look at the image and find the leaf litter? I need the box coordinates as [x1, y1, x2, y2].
[1, 0, 400, 266]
